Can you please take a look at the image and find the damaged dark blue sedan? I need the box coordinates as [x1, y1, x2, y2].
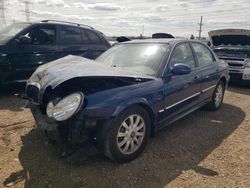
[25, 39, 229, 163]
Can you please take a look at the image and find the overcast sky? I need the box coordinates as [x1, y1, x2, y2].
[2, 0, 250, 37]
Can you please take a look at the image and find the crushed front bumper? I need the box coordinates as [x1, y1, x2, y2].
[28, 103, 57, 131]
[27, 102, 59, 145]
[26, 102, 100, 161]
[27, 101, 94, 147]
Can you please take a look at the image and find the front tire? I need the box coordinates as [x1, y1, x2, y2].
[104, 105, 150, 163]
[0, 71, 3, 91]
[207, 81, 225, 111]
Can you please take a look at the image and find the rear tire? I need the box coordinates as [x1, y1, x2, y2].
[247, 80, 250, 88]
[103, 105, 150, 163]
[206, 81, 225, 111]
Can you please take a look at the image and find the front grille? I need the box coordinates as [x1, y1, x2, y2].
[228, 62, 244, 68]
[26, 85, 40, 102]
[220, 58, 245, 68]
[220, 57, 245, 61]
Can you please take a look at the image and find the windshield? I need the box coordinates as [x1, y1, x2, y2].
[96, 43, 170, 76]
[0, 23, 30, 41]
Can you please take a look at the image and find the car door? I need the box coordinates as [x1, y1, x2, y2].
[57, 25, 91, 59]
[8, 24, 57, 81]
[190, 42, 220, 102]
[158, 42, 202, 125]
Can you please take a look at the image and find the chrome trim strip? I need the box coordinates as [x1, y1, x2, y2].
[202, 85, 216, 93]
[158, 92, 200, 113]
[165, 92, 200, 110]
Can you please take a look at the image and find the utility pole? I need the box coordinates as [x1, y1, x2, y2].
[24, 0, 30, 22]
[139, 25, 144, 39]
[198, 16, 203, 39]
[0, 0, 6, 25]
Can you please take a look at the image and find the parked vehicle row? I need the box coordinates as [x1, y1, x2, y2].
[0, 20, 237, 162]
[25, 38, 229, 162]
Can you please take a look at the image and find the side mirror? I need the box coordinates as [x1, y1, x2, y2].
[171, 63, 191, 75]
[16, 35, 32, 45]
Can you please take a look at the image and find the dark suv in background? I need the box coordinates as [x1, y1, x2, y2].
[209, 29, 250, 85]
[0, 20, 111, 86]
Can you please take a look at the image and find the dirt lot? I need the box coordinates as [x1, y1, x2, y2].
[0, 83, 249, 188]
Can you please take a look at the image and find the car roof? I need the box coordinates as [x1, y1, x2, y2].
[20, 20, 96, 31]
[122, 38, 194, 45]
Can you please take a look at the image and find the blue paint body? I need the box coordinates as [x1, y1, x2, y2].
[26, 39, 230, 136]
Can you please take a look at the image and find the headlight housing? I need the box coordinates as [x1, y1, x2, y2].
[27, 81, 41, 90]
[46, 92, 84, 121]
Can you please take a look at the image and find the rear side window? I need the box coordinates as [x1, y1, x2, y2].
[59, 26, 81, 44]
[21, 25, 56, 45]
[85, 30, 102, 44]
[81, 29, 90, 44]
[168, 43, 196, 69]
[191, 43, 214, 66]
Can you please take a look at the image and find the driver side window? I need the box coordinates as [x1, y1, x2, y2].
[168, 43, 196, 69]
[20, 25, 56, 45]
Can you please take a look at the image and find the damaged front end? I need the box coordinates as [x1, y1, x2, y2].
[24, 55, 154, 159]
[26, 77, 150, 148]
[27, 99, 104, 162]
[26, 88, 109, 160]
[26, 93, 92, 157]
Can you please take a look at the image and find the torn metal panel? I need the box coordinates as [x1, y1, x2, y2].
[28, 55, 155, 91]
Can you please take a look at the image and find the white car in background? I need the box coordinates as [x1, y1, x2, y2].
[209, 29, 250, 85]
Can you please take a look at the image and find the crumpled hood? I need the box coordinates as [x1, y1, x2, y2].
[28, 55, 155, 89]
[209, 29, 250, 47]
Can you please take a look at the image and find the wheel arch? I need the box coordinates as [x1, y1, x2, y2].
[137, 103, 156, 137]
[218, 75, 230, 89]
[219, 75, 227, 86]
[112, 99, 157, 138]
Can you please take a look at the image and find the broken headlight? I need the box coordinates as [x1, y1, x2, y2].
[46, 92, 84, 121]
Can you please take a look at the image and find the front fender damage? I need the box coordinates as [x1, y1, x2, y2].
[27, 75, 154, 163]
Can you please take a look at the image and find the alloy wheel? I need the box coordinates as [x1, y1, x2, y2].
[214, 84, 223, 107]
[116, 114, 146, 155]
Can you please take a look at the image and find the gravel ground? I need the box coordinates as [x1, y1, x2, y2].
[0, 83, 249, 188]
